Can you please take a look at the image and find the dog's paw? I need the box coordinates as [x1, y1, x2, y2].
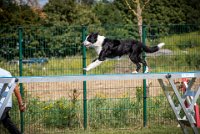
[83, 67, 91, 71]
[83, 68, 88, 71]
[144, 66, 149, 73]
[132, 71, 138, 74]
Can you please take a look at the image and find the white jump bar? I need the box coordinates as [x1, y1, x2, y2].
[0, 72, 199, 83]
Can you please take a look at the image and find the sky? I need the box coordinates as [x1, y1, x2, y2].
[39, 0, 48, 7]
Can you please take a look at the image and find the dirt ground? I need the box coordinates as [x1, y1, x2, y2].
[22, 59, 165, 101]
[23, 79, 162, 101]
[23, 78, 200, 101]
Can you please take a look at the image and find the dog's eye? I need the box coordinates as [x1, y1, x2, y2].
[88, 37, 97, 43]
[87, 37, 92, 42]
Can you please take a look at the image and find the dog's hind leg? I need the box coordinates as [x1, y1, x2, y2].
[135, 63, 141, 73]
[131, 63, 141, 73]
[84, 59, 103, 71]
[129, 54, 141, 73]
[139, 58, 149, 73]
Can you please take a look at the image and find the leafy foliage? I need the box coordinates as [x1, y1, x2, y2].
[143, 0, 200, 25]
[43, 0, 77, 25]
[0, 0, 41, 26]
[1, 0, 200, 26]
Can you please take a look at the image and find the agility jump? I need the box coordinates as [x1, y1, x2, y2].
[0, 72, 200, 134]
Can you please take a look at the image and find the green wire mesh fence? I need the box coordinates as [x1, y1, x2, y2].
[0, 24, 200, 133]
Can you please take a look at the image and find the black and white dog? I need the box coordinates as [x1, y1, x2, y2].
[83, 33, 165, 73]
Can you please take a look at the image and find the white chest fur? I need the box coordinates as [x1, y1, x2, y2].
[92, 35, 105, 55]
[94, 46, 102, 55]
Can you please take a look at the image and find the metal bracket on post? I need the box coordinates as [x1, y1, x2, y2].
[158, 73, 200, 134]
[0, 78, 18, 118]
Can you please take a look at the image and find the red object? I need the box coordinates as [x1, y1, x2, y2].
[182, 78, 188, 83]
[181, 78, 200, 127]
[184, 101, 189, 108]
[180, 78, 188, 92]
[194, 105, 200, 128]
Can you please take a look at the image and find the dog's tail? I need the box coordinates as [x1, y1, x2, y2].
[142, 43, 165, 53]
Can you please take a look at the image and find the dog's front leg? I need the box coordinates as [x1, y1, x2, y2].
[84, 59, 103, 71]
[92, 58, 98, 62]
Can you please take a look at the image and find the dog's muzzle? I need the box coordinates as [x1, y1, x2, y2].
[83, 41, 92, 48]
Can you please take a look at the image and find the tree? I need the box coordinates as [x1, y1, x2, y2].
[124, 0, 150, 41]
[0, 0, 41, 25]
[43, 0, 78, 25]
[43, 0, 100, 26]
[143, 0, 200, 25]
[92, 2, 128, 25]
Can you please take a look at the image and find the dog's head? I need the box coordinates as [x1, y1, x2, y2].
[83, 32, 99, 48]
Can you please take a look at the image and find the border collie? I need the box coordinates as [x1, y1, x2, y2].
[83, 33, 165, 73]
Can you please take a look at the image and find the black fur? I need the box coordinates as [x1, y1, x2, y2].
[84, 33, 163, 72]
[101, 39, 159, 72]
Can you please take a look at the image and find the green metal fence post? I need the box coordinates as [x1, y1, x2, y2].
[82, 25, 87, 130]
[142, 24, 147, 127]
[18, 27, 24, 133]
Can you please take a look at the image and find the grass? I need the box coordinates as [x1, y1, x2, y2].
[159, 31, 200, 50]
[0, 123, 196, 134]
[69, 125, 200, 134]
[29, 126, 183, 134]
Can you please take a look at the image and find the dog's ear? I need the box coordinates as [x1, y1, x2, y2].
[94, 32, 99, 37]
[90, 32, 98, 36]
